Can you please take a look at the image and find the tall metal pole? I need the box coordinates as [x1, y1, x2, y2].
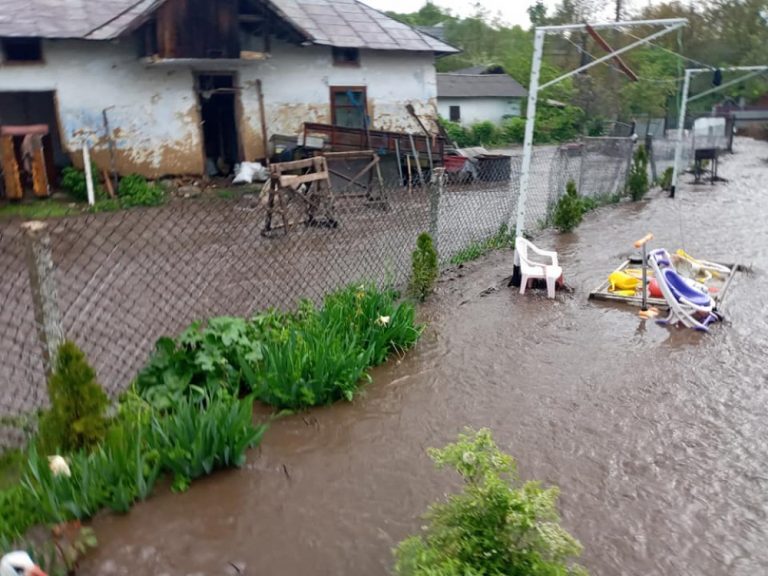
[514, 28, 545, 236]
[670, 68, 692, 198]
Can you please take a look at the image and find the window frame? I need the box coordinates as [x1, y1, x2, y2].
[1, 37, 44, 64]
[449, 105, 461, 122]
[331, 46, 360, 67]
[330, 86, 368, 129]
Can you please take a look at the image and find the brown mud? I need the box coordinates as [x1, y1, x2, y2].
[81, 138, 768, 576]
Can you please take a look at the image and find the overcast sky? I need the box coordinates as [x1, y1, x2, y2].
[360, 0, 653, 28]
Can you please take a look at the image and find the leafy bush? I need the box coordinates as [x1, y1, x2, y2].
[409, 233, 438, 302]
[628, 144, 650, 201]
[150, 393, 265, 492]
[136, 284, 422, 411]
[118, 174, 164, 207]
[135, 317, 263, 411]
[60, 164, 105, 202]
[439, 118, 472, 148]
[553, 179, 584, 233]
[658, 166, 673, 191]
[37, 341, 109, 454]
[0, 482, 43, 541]
[449, 224, 515, 265]
[394, 429, 588, 576]
[501, 117, 526, 143]
[470, 121, 499, 146]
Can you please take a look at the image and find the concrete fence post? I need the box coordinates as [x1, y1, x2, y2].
[22, 220, 64, 376]
[429, 167, 444, 253]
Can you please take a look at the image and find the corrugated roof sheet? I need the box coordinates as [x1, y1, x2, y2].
[0, 0, 162, 39]
[267, 0, 457, 53]
[0, 0, 458, 53]
[437, 73, 528, 99]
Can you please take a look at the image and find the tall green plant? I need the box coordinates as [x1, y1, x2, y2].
[409, 233, 438, 302]
[628, 144, 650, 201]
[553, 179, 584, 233]
[37, 342, 109, 454]
[395, 429, 588, 576]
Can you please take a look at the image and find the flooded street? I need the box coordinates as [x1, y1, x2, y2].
[82, 139, 768, 576]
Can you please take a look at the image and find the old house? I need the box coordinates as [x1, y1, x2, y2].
[437, 65, 527, 126]
[0, 0, 456, 178]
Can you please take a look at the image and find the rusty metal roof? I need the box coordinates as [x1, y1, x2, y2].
[437, 73, 528, 99]
[0, 0, 457, 52]
[266, 0, 458, 53]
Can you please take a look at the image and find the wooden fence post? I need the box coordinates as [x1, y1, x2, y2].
[22, 220, 64, 375]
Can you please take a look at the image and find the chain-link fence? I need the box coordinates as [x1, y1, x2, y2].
[0, 137, 635, 447]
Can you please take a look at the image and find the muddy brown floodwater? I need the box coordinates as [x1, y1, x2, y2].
[81, 139, 768, 576]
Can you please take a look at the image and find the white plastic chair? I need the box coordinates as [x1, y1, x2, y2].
[514, 237, 562, 299]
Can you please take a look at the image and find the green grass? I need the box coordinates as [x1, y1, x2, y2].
[0, 201, 78, 220]
[0, 449, 24, 490]
[449, 225, 515, 266]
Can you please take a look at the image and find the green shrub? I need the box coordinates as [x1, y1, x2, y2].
[409, 233, 438, 302]
[394, 429, 588, 576]
[60, 164, 105, 202]
[553, 179, 584, 233]
[470, 121, 499, 146]
[658, 166, 673, 191]
[501, 117, 526, 143]
[628, 144, 650, 201]
[439, 118, 472, 147]
[150, 393, 265, 492]
[118, 174, 164, 207]
[37, 341, 109, 454]
[0, 482, 43, 541]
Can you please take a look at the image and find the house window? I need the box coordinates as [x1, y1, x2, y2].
[331, 87, 367, 129]
[332, 47, 360, 66]
[449, 105, 461, 122]
[2, 38, 43, 62]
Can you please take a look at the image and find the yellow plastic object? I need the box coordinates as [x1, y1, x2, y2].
[638, 307, 660, 319]
[675, 249, 722, 278]
[608, 271, 641, 292]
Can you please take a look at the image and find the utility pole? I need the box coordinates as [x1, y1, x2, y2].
[616, 0, 622, 21]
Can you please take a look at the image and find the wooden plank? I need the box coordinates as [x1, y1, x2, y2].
[279, 171, 329, 188]
[31, 144, 49, 198]
[270, 156, 319, 173]
[1, 135, 22, 200]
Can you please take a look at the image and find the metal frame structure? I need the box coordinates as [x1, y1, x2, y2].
[671, 65, 768, 196]
[515, 18, 687, 235]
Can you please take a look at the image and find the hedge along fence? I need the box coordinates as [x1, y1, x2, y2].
[0, 282, 422, 572]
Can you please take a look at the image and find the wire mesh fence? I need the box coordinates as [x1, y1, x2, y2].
[0, 137, 635, 447]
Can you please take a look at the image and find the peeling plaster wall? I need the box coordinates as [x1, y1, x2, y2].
[0, 39, 203, 177]
[240, 40, 439, 159]
[0, 37, 438, 175]
[437, 97, 523, 126]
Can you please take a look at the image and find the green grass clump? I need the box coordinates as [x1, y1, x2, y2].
[658, 166, 673, 191]
[0, 201, 77, 220]
[449, 224, 515, 265]
[60, 164, 105, 203]
[409, 233, 438, 302]
[117, 174, 164, 207]
[395, 429, 588, 576]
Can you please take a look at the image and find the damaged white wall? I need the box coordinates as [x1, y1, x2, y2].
[239, 39, 439, 159]
[0, 37, 439, 176]
[0, 39, 204, 176]
[437, 97, 522, 126]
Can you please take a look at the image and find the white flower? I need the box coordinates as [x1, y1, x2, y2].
[462, 451, 477, 465]
[48, 455, 71, 478]
[376, 315, 391, 326]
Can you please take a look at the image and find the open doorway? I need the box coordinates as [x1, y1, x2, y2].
[197, 73, 240, 176]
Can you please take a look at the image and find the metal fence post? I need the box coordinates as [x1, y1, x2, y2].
[22, 220, 64, 375]
[646, 134, 657, 183]
[623, 140, 636, 195]
[429, 167, 444, 253]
